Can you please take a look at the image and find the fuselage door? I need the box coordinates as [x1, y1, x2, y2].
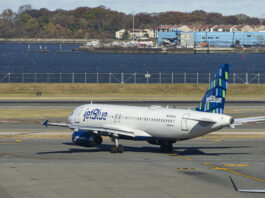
[114, 114, 121, 123]
[75, 107, 83, 123]
[181, 113, 190, 131]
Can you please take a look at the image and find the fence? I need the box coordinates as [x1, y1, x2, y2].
[0, 72, 264, 84]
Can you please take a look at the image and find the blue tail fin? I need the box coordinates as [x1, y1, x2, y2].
[195, 63, 230, 114]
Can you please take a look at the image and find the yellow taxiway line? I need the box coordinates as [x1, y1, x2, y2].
[171, 154, 192, 160]
[223, 164, 249, 167]
[203, 163, 265, 183]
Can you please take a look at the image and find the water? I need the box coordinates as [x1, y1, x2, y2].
[0, 43, 264, 73]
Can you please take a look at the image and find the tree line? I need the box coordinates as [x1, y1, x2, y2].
[0, 5, 264, 39]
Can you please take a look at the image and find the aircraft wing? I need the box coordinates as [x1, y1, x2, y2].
[43, 120, 152, 138]
[45, 121, 70, 127]
[230, 176, 265, 193]
[78, 125, 151, 138]
[233, 116, 265, 126]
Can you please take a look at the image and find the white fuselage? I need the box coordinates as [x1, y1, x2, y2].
[68, 104, 232, 140]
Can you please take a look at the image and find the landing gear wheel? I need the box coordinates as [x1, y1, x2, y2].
[167, 143, 173, 153]
[110, 136, 124, 153]
[160, 143, 173, 153]
[118, 145, 124, 153]
[160, 144, 166, 153]
[110, 145, 118, 153]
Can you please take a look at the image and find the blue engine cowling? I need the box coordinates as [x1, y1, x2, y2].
[72, 130, 103, 147]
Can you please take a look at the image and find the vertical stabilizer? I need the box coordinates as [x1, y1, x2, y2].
[196, 63, 230, 114]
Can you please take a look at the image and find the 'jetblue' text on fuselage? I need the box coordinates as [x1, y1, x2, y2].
[83, 109, 108, 121]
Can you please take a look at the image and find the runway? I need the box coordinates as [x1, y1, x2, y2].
[0, 138, 265, 198]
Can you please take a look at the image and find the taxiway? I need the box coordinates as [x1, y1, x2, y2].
[0, 138, 265, 198]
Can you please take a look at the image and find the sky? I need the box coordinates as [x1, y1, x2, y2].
[0, 0, 265, 18]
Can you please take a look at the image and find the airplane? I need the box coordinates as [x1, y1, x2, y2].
[43, 63, 265, 153]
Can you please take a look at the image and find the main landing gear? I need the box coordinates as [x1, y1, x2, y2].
[110, 136, 124, 153]
[160, 142, 173, 153]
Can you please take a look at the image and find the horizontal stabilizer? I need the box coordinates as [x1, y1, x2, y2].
[230, 176, 265, 193]
[234, 116, 265, 125]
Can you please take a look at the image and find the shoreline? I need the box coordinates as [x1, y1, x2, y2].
[0, 38, 92, 44]
[76, 46, 265, 54]
[1, 39, 264, 54]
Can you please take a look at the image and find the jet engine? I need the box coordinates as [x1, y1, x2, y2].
[72, 130, 102, 147]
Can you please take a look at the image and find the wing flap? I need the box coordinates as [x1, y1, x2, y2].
[78, 125, 152, 138]
[43, 120, 151, 138]
[78, 126, 135, 137]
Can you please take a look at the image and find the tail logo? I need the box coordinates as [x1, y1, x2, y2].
[195, 63, 230, 114]
[206, 96, 222, 103]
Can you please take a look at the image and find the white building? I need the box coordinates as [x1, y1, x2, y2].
[179, 32, 194, 48]
[115, 29, 155, 39]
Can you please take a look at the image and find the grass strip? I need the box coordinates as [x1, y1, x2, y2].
[0, 109, 72, 119]
[0, 84, 264, 99]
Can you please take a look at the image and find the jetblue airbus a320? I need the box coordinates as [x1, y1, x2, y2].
[43, 63, 265, 153]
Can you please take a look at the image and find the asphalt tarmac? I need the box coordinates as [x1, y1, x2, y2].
[0, 138, 265, 198]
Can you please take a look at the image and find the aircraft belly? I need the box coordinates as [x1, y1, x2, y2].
[143, 124, 178, 139]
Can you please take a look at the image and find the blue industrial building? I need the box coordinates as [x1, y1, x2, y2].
[158, 31, 265, 47]
[158, 31, 181, 45]
[194, 32, 265, 47]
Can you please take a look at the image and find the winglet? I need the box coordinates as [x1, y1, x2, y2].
[43, 120, 48, 133]
[43, 120, 48, 127]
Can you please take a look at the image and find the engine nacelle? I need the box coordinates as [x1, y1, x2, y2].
[72, 130, 102, 147]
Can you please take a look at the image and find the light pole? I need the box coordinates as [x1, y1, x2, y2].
[133, 14, 135, 41]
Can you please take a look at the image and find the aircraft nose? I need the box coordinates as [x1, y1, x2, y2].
[68, 115, 73, 124]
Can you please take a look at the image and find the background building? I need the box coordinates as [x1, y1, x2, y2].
[157, 31, 181, 46]
[194, 32, 265, 47]
[116, 29, 155, 40]
[116, 25, 265, 47]
[179, 32, 194, 48]
[156, 25, 265, 47]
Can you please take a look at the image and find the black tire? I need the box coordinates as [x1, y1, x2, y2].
[166, 144, 173, 153]
[160, 144, 166, 153]
[118, 145, 124, 153]
[110, 145, 118, 153]
[160, 143, 173, 153]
